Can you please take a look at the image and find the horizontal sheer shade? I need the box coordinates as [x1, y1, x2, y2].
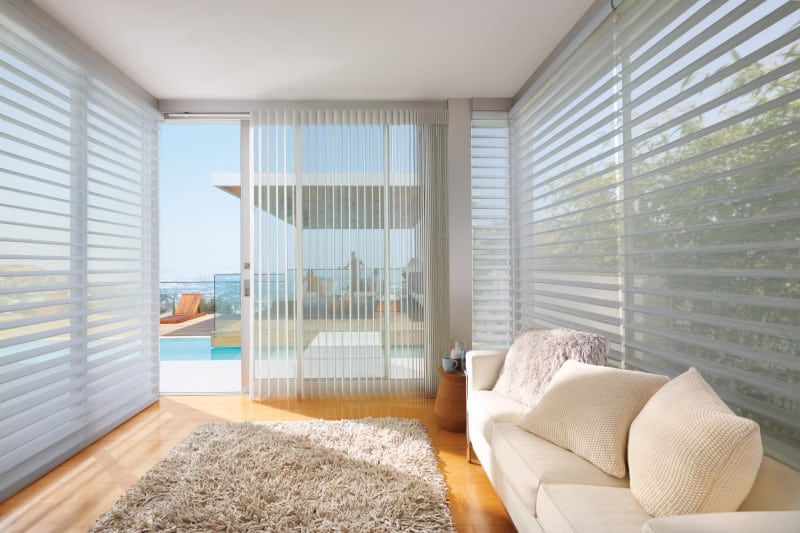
[507, 0, 800, 465]
[0, 4, 159, 500]
[617, 0, 800, 466]
[471, 111, 512, 349]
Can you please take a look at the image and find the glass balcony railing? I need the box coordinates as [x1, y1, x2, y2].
[159, 280, 215, 315]
[213, 273, 241, 346]
[158, 275, 241, 346]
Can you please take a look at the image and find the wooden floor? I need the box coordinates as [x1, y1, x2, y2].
[0, 395, 515, 532]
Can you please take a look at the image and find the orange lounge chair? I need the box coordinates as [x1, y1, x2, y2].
[160, 293, 205, 324]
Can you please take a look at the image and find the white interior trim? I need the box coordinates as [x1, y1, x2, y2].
[239, 119, 251, 393]
[159, 99, 448, 114]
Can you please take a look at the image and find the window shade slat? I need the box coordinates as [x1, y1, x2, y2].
[471, 111, 512, 350]
[503, 0, 800, 467]
[630, 24, 800, 128]
[0, 4, 159, 501]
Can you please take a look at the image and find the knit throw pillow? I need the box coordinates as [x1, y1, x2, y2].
[519, 360, 668, 478]
[628, 367, 763, 516]
[492, 328, 608, 407]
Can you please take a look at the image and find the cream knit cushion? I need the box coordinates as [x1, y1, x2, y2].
[519, 360, 668, 478]
[628, 367, 763, 517]
[492, 329, 608, 407]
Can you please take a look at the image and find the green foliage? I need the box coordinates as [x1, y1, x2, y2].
[199, 298, 215, 314]
[524, 38, 800, 456]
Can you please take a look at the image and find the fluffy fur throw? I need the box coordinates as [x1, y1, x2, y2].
[492, 328, 608, 407]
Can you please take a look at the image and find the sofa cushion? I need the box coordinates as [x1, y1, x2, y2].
[739, 456, 800, 511]
[536, 484, 651, 533]
[490, 423, 628, 515]
[492, 329, 608, 407]
[519, 360, 668, 478]
[629, 367, 763, 517]
[467, 390, 527, 445]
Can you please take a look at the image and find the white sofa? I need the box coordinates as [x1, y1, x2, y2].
[466, 349, 800, 533]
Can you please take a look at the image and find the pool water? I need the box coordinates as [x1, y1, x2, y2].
[160, 337, 241, 361]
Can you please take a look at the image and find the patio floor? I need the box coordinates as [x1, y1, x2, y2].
[158, 310, 422, 394]
[160, 360, 241, 394]
[160, 315, 239, 393]
[160, 314, 215, 336]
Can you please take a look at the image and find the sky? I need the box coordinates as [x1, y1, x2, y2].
[160, 123, 241, 281]
[160, 122, 420, 283]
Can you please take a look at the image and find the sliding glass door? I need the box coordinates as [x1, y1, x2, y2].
[249, 108, 448, 399]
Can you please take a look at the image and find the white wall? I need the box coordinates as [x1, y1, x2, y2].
[447, 99, 472, 348]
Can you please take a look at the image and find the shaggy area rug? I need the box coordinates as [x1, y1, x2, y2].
[89, 417, 455, 532]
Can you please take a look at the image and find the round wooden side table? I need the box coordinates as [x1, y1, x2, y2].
[434, 367, 467, 432]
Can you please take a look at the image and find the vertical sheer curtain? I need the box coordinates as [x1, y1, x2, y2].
[0, 2, 160, 500]
[508, 0, 800, 466]
[250, 107, 448, 399]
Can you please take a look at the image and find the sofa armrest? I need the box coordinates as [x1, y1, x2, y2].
[466, 350, 507, 392]
[642, 511, 800, 533]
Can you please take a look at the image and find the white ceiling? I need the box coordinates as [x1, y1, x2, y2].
[31, 0, 595, 101]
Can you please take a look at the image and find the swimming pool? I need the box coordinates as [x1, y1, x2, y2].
[159, 337, 241, 361]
